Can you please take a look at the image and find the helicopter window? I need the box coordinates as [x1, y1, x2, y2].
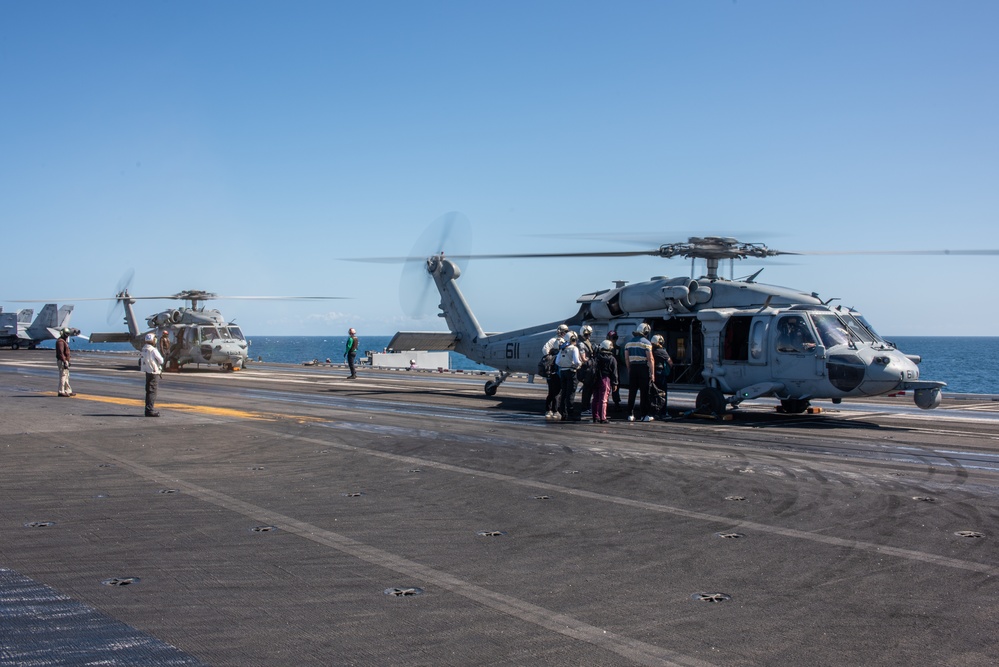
[201, 327, 221, 341]
[851, 313, 885, 343]
[722, 317, 752, 361]
[228, 326, 245, 341]
[776, 315, 816, 354]
[811, 314, 851, 348]
[849, 314, 884, 344]
[750, 321, 766, 359]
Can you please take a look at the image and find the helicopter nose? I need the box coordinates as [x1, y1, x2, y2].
[861, 352, 918, 395]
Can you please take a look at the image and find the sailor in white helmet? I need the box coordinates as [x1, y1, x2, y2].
[624, 323, 655, 422]
[542, 323, 570, 355]
[345, 328, 359, 379]
[140, 332, 165, 417]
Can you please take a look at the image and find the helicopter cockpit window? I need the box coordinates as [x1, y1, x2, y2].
[201, 327, 222, 341]
[839, 313, 874, 344]
[853, 313, 885, 344]
[228, 326, 245, 341]
[811, 314, 851, 348]
[776, 315, 817, 354]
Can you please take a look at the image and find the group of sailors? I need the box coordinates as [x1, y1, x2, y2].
[540, 322, 672, 424]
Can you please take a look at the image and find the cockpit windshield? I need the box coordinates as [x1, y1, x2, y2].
[855, 314, 885, 343]
[227, 326, 245, 341]
[842, 312, 882, 344]
[200, 326, 221, 342]
[811, 313, 852, 348]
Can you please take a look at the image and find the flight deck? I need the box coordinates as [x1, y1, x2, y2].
[2, 349, 998, 666]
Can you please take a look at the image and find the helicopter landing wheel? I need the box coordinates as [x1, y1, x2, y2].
[11, 342, 19, 350]
[695, 387, 727, 419]
[779, 398, 810, 414]
[484, 380, 498, 397]
[223, 363, 234, 372]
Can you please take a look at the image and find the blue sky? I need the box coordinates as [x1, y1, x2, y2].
[2, 1, 996, 337]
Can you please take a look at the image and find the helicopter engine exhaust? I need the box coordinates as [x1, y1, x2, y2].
[589, 277, 706, 319]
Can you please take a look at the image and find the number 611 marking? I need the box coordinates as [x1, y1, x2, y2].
[506, 342, 520, 359]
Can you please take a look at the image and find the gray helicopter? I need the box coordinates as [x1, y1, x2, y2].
[386, 235, 996, 416]
[88, 278, 344, 371]
[90, 289, 253, 371]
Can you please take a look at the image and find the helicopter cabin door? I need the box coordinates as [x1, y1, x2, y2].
[771, 313, 825, 387]
[717, 315, 770, 390]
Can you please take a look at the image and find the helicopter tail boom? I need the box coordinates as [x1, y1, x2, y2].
[426, 256, 486, 348]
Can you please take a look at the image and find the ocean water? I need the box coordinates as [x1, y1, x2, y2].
[71, 335, 999, 395]
[246, 335, 496, 372]
[75, 335, 497, 374]
[889, 336, 999, 396]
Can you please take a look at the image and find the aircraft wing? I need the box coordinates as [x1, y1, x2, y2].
[90, 332, 133, 343]
[387, 331, 460, 351]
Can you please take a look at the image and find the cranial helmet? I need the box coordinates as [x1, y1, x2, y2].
[651, 334, 664, 346]
[600, 339, 614, 351]
[580, 325, 592, 336]
[144, 333, 156, 343]
[568, 332, 578, 342]
[557, 324, 569, 334]
[348, 328, 356, 335]
[635, 323, 651, 336]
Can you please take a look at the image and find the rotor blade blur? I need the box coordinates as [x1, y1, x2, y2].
[204, 296, 348, 300]
[791, 249, 999, 256]
[445, 249, 665, 260]
[531, 231, 785, 246]
[351, 249, 663, 263]
[6, 295, 347, 302]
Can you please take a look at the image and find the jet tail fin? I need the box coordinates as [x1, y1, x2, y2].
[56, 305, 74, 329]
[25, 304, 58, 339]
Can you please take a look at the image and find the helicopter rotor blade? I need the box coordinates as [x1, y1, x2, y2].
[197, 296, 348, 300]
[790, 249, 999, 256]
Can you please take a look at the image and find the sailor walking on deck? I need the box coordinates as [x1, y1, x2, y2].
[345, 328, 359, 379]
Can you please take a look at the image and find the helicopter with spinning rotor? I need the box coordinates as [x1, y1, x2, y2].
[84, 273, 344, 372]
[90, 288, 254, 371]
[378, 214, 999, 417]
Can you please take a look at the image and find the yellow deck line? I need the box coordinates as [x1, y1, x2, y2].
[49, 392, 325, 422]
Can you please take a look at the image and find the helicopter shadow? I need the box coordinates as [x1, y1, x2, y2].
[322, 385, 541, 414]
[702, 409, 911, 433]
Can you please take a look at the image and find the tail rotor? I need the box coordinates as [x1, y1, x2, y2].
[400, 212, 471, 318]
[106, 268, 134, 326]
